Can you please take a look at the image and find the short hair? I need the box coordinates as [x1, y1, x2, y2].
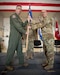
[41, 10, 47, 13]
[16, 4, 22, 9]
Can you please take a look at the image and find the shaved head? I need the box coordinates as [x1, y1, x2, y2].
[41, 10, 47, 17]
[41, 10, 47, 13]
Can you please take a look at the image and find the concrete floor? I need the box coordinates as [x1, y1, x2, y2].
[0, 48, 60, 75]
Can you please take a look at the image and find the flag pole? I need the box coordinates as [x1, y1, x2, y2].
[25, 5, 31, 53]
[25, 24, 29, 52]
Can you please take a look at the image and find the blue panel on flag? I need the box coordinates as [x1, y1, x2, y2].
[29, 6, 33, 18]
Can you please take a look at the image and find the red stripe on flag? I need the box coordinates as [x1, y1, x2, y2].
[0, 2, 60, 7]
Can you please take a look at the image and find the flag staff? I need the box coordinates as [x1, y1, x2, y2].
[25, 5, 32, 52]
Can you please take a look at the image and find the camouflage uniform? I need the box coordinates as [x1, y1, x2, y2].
[31, 16, 54, 68]
[40, 16, 54, 66]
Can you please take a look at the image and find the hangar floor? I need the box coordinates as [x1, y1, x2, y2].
[0, 47, 60, 75]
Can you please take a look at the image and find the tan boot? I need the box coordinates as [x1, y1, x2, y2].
[5, 66, 14, 71]
[30, 54, 33, 59]
[42, 63, 48, 67]
[42, 61, 48, 67]
[44, 65, 53, 70]
[26, 54, 33, 59]
[19, 63, 29, 67]
[1, 66, 14, 74]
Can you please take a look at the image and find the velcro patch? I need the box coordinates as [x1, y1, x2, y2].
[12, 15, 16, 18]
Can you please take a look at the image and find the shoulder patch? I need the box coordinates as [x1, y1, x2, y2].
[12, 15, 16, 18]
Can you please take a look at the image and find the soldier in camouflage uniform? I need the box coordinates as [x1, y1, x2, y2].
[31, 10, 54, 70]
[5, 5, 30, 71]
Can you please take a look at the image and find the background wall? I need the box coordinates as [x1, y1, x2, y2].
[0, 13, 4, 37]
[0, 11, 60, 52]
[0, 0, 60, 52]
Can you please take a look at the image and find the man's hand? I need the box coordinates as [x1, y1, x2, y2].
[27, 15, 32, 22]
[25, 25, 31, 35]
[25, 31, 28, 35]
[27, 25, 31, 29]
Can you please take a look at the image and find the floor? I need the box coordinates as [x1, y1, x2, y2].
[0, 48, 60, 75]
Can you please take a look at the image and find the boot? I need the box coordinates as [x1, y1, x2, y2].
[19, 63, 29, 67]
[26, 54, 33, 59]
[1, 66, 14, 74]
[41, 61, 48, 67]
[42, 63, 48, 67]
[44, 65, 53, 70]
[5, 66, 14, 71]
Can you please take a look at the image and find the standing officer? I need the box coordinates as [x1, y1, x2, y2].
[39, 10, 54, 70]
[31, 10, 54, 70]
[5, 5, 30, 71]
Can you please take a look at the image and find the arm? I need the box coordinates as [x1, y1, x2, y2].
[31, 19, 45, 30]
[31, 17, 53, 30]
[10, 16, 26, 34]
[22, 20, 28, 27]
